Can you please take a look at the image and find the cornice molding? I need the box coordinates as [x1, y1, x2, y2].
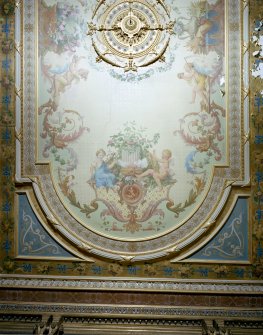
[0, 275, 263, 294]
[0, 303, 263, 319]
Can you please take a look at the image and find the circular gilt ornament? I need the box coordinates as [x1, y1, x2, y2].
[88, 0, 175, 72]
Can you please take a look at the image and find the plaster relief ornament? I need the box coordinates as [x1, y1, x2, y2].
[87, 0, 176, 72]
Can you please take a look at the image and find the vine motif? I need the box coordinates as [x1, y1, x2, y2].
[202, 214, 244, 258]
[21, 210, 60, 255]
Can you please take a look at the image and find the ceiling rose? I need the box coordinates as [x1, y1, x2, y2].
[88, 0, 175, 72]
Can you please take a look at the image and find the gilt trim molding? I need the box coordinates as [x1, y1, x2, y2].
[0, 275, 263, 294]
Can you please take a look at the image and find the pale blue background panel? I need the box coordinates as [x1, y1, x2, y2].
[18, 194, 74, 258]
[189, 198, 249, 261]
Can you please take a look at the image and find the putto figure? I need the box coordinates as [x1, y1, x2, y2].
[90, 149, 117, 188]
[136, 149, 173, 188]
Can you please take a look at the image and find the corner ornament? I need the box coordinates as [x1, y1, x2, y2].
[87, 0, 175, 72]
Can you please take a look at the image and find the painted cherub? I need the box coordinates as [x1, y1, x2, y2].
[136, 149, 172, 188]
[177, 62, 208, 107]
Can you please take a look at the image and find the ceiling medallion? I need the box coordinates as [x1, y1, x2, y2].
[88, 0, 176, 72]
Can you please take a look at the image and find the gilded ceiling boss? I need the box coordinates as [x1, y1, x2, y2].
[87, 0, 176, 71]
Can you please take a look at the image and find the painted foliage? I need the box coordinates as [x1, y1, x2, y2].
[1, 0, 262, 281]
[37, 0, 226, 240]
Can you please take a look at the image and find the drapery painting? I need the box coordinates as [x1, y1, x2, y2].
[12, 0, 251, 264]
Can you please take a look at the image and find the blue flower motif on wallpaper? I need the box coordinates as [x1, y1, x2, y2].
[189, 198, 249, 261]
[18, 194, 73, 258]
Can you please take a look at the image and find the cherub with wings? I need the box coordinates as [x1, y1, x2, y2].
[136, 149, 175, 188]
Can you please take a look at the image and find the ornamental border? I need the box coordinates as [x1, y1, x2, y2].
[0, 276, 263, 294]
[0, 303, 262, 319]
[18, 0, 247, 260]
